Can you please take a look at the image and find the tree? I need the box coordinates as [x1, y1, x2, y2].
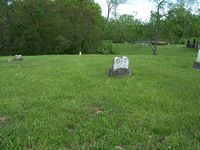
[0, 0, 11, 54]
[165, 6, 192, 39]
[175, 0, 199, 12]
[0, 0, 104, 55]
[163, 0, 200, 42]
[112, 5, 120, 51]
[106, 0, 126, 21]
[150, 0, 167, 55]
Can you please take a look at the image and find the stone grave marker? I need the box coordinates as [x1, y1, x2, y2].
[109, 56, 131, 77]
[113, 57, 122, 70]
[193, 49, 200, 70]
[121, 56, 129, 69]
[15, 55, 23, 61]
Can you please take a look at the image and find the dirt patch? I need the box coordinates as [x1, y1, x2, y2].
[0, 117, 8, 126]
[93, 107, 103, 114]
[66, 124, 76, 133]
[115, 145, 126, 150]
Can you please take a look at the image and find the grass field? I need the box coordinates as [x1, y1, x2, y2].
[0, 44, 200, 149]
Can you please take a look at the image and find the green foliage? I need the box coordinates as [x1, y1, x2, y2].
[104, 15, 144, 43]
[0, 0, 199, 55]
[96, 40, 114, 54]
[178, 38, 187, 44]
[104, 2, 200, 46]
[0, 1, 9, 54]
[0, 0, 104, 55]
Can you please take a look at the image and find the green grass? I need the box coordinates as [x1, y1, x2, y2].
[0, 44, 200, 149]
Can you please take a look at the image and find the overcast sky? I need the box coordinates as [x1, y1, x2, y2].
[94, 0, 156, 21]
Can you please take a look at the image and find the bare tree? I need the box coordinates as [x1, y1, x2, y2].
[112, 6, 120, 51]
[106, 0, 126, 21]
[176, 0, 199, 10]
[150, 0, 167, 55]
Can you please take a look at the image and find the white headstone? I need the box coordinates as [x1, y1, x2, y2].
[79, 51, 82, 55]
[113, 57, 122, 70]
[112, 56, 129, 70]
[197, 49, 200, 62]
[109, 56, 131, 77]
[15, 55, 23, 60]
[122, 56, 129, 69]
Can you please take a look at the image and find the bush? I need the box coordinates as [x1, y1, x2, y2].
[178, 38, 187, 44]
[179, 37, 200, 45]
[96, 40, 115, 54]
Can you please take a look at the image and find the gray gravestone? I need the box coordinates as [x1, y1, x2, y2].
[109, 56, 131, 77]
[193, 49, 200, 70]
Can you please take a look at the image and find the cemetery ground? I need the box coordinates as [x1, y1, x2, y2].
[0, 44, 200, 149]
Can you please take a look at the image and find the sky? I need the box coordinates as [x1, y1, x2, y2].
[94, 0, 157, 21]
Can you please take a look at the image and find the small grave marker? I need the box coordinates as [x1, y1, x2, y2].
[193, 49, 200, 70]
[15, 55, 23, 61]
[109, 56, 131, 77]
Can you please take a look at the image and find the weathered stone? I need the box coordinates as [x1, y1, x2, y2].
[193, 49, 200, 70]
[15, 55, 23, 61]
[112, 57, 122, 70]
[121, 56, 129, 69]
[193, 62, 200, 70]
[109, 56, 131, 77]
[196, 49, 200, 62]
[109, 68, 131, 77]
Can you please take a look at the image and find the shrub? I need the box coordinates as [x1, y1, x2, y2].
[178, 38, 187, 44]
[96, 40, 115, 54]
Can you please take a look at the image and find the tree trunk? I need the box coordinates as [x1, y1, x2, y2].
[153, 40, 157, 55]
[106, 7, 111, 21]
[115, 21, 120, 52]
[152, 0, 165, 55]
[154, 23, 158, 55]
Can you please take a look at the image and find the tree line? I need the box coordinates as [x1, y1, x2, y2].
[0, 0, 199, 55]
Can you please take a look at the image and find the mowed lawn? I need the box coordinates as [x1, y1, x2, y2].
[0, 44, 200, 149]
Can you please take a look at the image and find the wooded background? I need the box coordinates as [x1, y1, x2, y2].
[0, 0, 199, 55]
